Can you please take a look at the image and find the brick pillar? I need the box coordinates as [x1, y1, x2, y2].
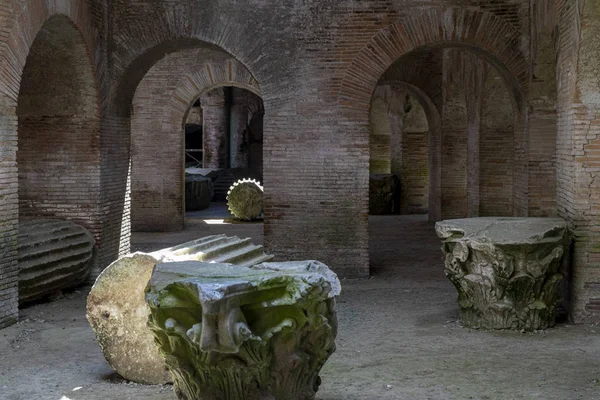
[464, 55, 488, 218]
[441, 49, 469, 219]
[0, 114, 19, 328]
[388, 88, 406, 178]
[528, 15, 558, 217]
[201, 87, 229, 169]
[441, 49, 488, 219]
[230, 87, 249, 169]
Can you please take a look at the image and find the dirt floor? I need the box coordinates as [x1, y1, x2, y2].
[1, 211, 600, 400]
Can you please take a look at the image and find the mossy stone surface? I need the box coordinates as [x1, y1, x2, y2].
[436, 217, 570, 330]
[146, 260, 341, 400]
[227, 179, 263, 221]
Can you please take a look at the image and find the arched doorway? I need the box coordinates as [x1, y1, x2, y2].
[17, 15, 101, 231]
[183, 86, 264, 207]
[128, 44, 263, 232]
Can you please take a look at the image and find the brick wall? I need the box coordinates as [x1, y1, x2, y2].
[401, 99, 429, 215]
[0, 0, 106, 328]
[201, 87, 229, 169]
[369, 95, 392, 174]
[441, 50, 469, 219]
[17, 15, 102, 236]
[556, 0, 600, 323]
[528, 1, 559, 217]
[10, 0, 600, 326]
[480, 68, 515, 216]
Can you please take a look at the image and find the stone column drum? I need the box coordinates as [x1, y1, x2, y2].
[435, 218, 569, 330]
[145, 260, 341, 400]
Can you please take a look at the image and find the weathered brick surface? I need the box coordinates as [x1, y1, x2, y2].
[200, 87, 229, 169]
[528, 2, 559, 218]
[556, 0, 600, 323]
[369, 95, 392, 174]
[1, 0, 599, 326]
[480, 68, 515, 217]
[0, 0, 105, 328]
[401, 100, 430, 215]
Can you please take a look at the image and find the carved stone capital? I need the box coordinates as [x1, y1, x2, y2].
[145, 260, 341, 400]
[436, 217, 570, 330]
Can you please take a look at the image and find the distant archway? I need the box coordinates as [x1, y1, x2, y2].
[130, 45, 262, 231]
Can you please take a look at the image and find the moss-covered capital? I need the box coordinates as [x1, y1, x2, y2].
[145, 260, 341, 400]
[436, 217, 570, 330]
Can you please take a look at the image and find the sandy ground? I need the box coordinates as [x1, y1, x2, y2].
[1, 212, 599, 400]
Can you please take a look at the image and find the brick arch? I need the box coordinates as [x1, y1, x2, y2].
[166, 59, 261, 129]
[338, 7, 529, 114]
[113, 38, 261, 118]
[130, 48, 262, 231]
[0, 1, 101, 328]
[0, 0, 99, 112]
[376, 82, 442, 222]
[378, 54, 444, 114]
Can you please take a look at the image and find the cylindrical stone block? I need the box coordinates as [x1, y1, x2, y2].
[19, 220, 96, 305]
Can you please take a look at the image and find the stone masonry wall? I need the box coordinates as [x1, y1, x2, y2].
[8, 0, 600, 326]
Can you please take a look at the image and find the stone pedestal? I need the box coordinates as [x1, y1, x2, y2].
[435, 217, 569, 330]
[185, 174, 214, 211]
[86, 235, 273, 384]
[146, 260, 341, 400]
[369, 174, 400, 215]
